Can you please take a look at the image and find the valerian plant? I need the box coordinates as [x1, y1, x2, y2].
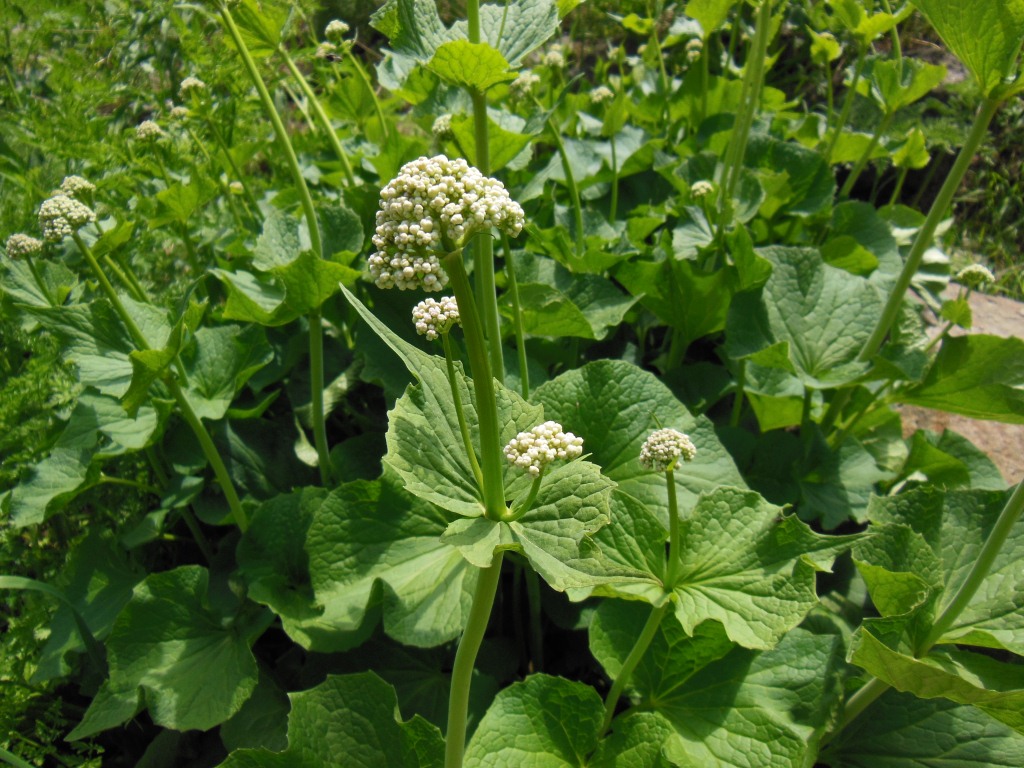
[1, 0, 1024, 766]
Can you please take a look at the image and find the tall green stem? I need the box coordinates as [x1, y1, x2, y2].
[445, 553, 504, 768]
[609, 131, 619, 222]
[665, 467, 682, 587]
[546, 114, 586, 259]
[72, 233, 248, 531]
[839, 111, 895, 199]
[719, 0, 772, 218]
[344, 51, 390, 143]
[502, 235, 530, 399]
[600, 600, 669, 734]
[443, 251, 506, 520]
[442, 332, 484, 491]
[279, 47, 357, 186]
[825, 47, 866, 163]
[858, 96, 1000, 362]
[220, 3, 334, 484]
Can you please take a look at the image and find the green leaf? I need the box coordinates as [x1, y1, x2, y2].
[464, 674, 605, 767]
[306, 476, 480, 648]
[478, 0, 560, 65]
[913, 0, 1024, 97]
[863, 57, 947, 112]
[851, 631, 1024, 733]
[826, 201, 902, 282]
[228, 0, 289, 59]
[429, 40, 515, 91]
[940, 296, 973, 328]
[72, 566, 266, 736]
[829, 689, 1024, 767]
[252, 208, 302, 271]
[34, 533, 144, 682]
[1, 257, 77, 308]
[450, 112, 532, 172]
[182, 325, 273, 420]
[217, 672, 443, 767]
[745, 134, 835, 216]
[863, 487, 1024, 655]
[669, 487, 859, 649]
[684, 0, 736, 35]
[892, 127, 930, 169]
[594, 617, 843, 767]
[534, 359, 745, 527]
[725, 247, 881, 388]
[896, 335, 1024, 422]
[220, 671, 290, 753]
[371, 0, 456, 62]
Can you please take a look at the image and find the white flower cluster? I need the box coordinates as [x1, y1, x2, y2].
[369, 155, 525, 291]
[136, 120, 164, 140]
[315, 42, 337, 59]
[179, 76, 206, 98]
[504, 421, 583, 477]
[510, 70, 540, 98]
[432, 114, 454, 140]
[956, 264, 995, 288]
[639, 428, 697, 472]
[38, 194, 95, 241]
[60, 175, 95, 198]
[691, 180, 714, 198]
[170, 105, 191, 121]
[325, 19, 350, 42]
[686, 38, 703, 62]
[412, 296, 460, 340]
[591, 86, 614, 104]
[542, 48, 565, 68]
[5, 233, 43, 259]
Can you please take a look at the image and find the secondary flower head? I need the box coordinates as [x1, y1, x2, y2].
[956, 263, 995, 289]
[591, 85, 614, 104]
[5, 233, 43, 259]
[324, 19, 350, 43]
[368, 155, 525, 291]
[60, 175, 95, 198]
[179, 76, 207, 98]
[432, 114, 455, 141]
[169, 105, 191, 121]
[686, 38, 703, 62]
[691, 180, 714, 198]
[542, 47, 565, 68]
[315, 42, 338, 59]
[229, 181, 244, 195]
[504, 421, 584, 477]
[510, 70, 540, 98]
[640, 428, 697, 472]
[38, 194, 96, 241]
[135, 120, 165, 140]
[412, 296, 460, 340]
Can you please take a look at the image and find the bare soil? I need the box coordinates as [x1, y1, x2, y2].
[896, 286, 1024, 484]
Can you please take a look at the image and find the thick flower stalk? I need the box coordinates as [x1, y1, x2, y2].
[368, 155, 525, 291]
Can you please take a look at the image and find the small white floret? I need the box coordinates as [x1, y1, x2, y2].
[639, 428, 697, 472]
[504, 421, 584, 476]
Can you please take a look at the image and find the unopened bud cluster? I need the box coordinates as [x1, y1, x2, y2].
[38, 194, 95, 241]
[432, 114, 454, 140]
[369, 155, 525, 291]
[956, 264, 995, 289]
[591, 86, 614, 104]
[179, 76, 207, 98]
[324, 19, 350, 42]
[639, 428, 697, 472]
[5, 233, 43, 259]
[510, 71, 540, 98]
[412, 296, 460, 340]
[60, 175, 95, 198]
[691, 180, 714, 198]
[504, 421, 583, 476]
[135, 120, 164, 140]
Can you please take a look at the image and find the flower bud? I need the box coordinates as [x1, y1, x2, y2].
[639, 428, 697, 472]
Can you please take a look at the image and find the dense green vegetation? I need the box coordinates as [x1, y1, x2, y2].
[2, 1, 1023, 766]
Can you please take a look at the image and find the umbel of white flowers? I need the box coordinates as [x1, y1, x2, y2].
[412, 296, 460, 341]
[60, 175, 95, 198]
[179, 76, 207, 98]
[5, 233, 43, 259]
[956, 263, 995, 289]
[38, 194, 95, 242]
[639, 428, 697, 472]
[504, 421, 584, 477]
[324, 19, 350, 43]
[135, 120, 165, 140]
[368, 155, 525, 291]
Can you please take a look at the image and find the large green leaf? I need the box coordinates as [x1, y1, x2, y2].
[684, 0, 736, 34]
[217, 673, 443, 767]
[896, 335, 1024, 423]
[850, 632, 1024, 733]
[429, 40, 515, 91]
[860, 487, 1024, 655]
[182, 325, 272, 420]
[592, 613, 843, 768]
[861, 57, 947, 113]
[450, 112, 533, 172]
[533, 359, 744, 527]
[226, 0, 289, 59]
[744, 134, 835, 216]
[913, 0, 1024, 98]
[827, 689, 1024, 767]
[70, 566, 268, 736]
[306, 476, 479, 648]
[725, 247, 881, 388]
